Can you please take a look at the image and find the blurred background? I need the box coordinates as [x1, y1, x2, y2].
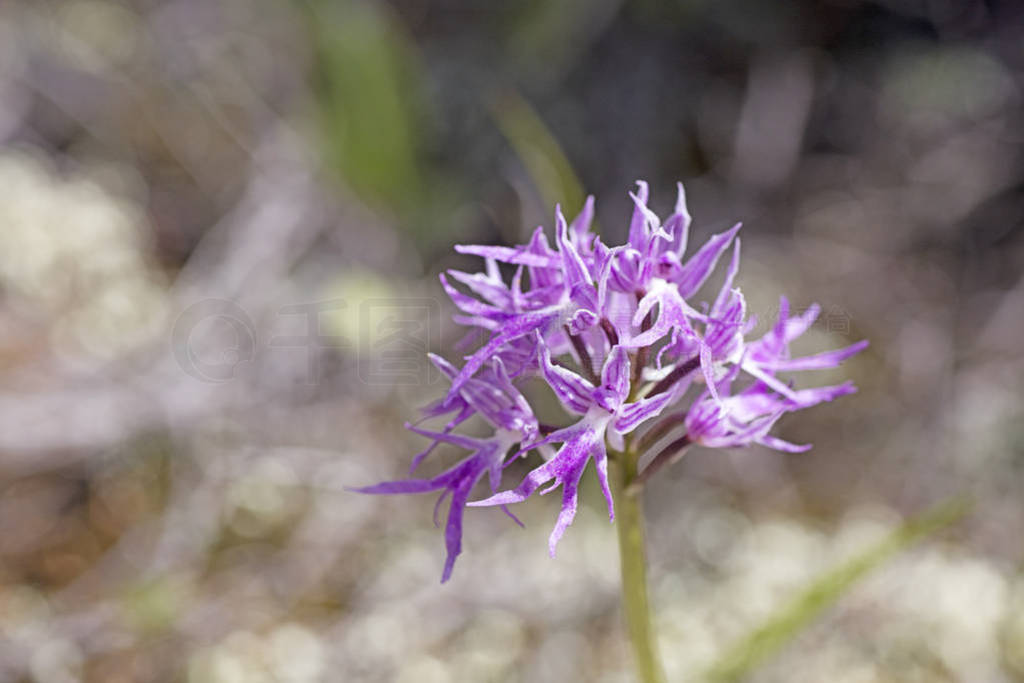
[1, 0, 1023, 681]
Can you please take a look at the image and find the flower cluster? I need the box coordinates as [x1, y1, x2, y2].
[355, 182, 867, 582]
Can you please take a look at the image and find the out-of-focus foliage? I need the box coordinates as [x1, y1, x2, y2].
[1, 0, 1023, 681]
[705, 498, 971, 681]
[308, 0, 425, 217]
[489, 89, 586, 221]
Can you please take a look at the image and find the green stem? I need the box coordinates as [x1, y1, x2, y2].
[613, 440, 667, 683]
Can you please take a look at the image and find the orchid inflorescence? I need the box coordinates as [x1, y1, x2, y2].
[355, 182, 867, 582]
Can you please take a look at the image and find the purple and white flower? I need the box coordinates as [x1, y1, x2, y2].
[354, 182, 867, 582]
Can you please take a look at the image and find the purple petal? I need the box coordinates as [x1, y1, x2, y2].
[569, 282, 599, 318]
[704, 289, 746, 359]
[767, 296, 791, 354]
[608, 248, 641, 292]
[500, 505, 526, 528]
[629, 287, 702, 348]
[627, 180, 650, 250]
[700, 342, 720, 403]
[712, 239, 742, 316]
[449, 308, 559, 397]
[471, 421, 610, 554]
[757, 434, 813, 453]
[539, 337, 595, 414]
[547, 465, 584, 556]
[787, 381, 858, 407]
[727, 386, 786, 423]
[685, 398, 726, 442]
[357, 438, 514, 583]
[591, 438, 614, 522]
[491, 357, 533, 416]
[556, 205, 592, 290]
[355, 443, 490, 499]
[432, 488, 451, 527]
[451, 312, 499, 331]
[440, 489, 468, 582]
[741, 361, 801, 402]
[767, 340, 869, 372]
[570, 196, 595, 242]
[407, 430, 452, 473]
[613, 390, 676, 434]
[510, 265, 526, 307]
[470, 458, 560, 507]
[440, 273, 503, 318]
[663, 181, 692, 256]
[455, 243, 559, 268]
[447, 269, 512, 309]
[406, 424, 487, 451]
[717, 410, 786, 446]
[595, 244, 619, 312]
[673, 223, 742, 298]
[524, 227, 562, 289]
[408, 404, 473, 473]
[568, 308, 599, 335]
[427, 353, 459, 380]
[456, 382, 517, 429]
[508, 421, 590, 465]
[629, 190, 667, 251]
[409, 441, 441, 475]
[785, 303, 820, 341]
[351, 477, 449, 496]
[599, 346, 631, 407]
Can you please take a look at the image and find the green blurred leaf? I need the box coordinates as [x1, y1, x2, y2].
[704, 497, 972, 682]
[490, 90, 586, 218]
[506, 0, 622, 85]
[307, 0, 424, 215]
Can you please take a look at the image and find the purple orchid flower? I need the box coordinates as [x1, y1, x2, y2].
[355, 181, 867, 581]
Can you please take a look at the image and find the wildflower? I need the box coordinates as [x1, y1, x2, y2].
[355, 182, 867, 582]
